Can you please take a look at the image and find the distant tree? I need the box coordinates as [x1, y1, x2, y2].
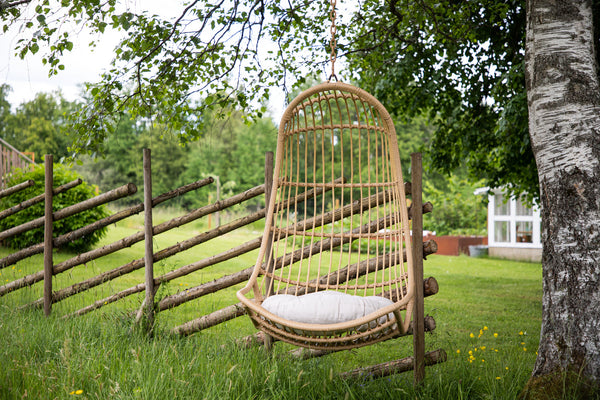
[0, 84, 11, 139]
[1, 92, 75, 160]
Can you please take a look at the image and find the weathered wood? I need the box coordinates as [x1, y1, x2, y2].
[25, 214, 265, 309]
[61, 181, 339, 314]
[172, 303, 247, 336]
[411, 152, 425, 385]
[142, 148, 155, 331]
[158, 213, 395, 311]
[0, 182, 137, 241]
[0, 178, 212, 293]
[379, 276, 439, 302]
[50, 184, 265, 274]
[65, 237, 263, 318]
[408, 201, 433, 220]
[0, 179, 81, 222]
[263, 151, 275, 296]
[339, 348, 447, 380]
[0, 179, 34, 200]
[170, 248, 437, 336]
[43, 156, 53, 317]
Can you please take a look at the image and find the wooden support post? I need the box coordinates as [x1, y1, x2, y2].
[43, 155, 53, 317]
[215, 176, 221, 227]
[143, 148, 155, 333]
[411, 152, 425, 385]
[263, 151, 275, 295]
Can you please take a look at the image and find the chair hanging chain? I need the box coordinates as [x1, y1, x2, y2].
[329, 0, 338, 81]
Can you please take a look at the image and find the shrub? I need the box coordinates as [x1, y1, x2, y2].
[0, 164, 110, 252]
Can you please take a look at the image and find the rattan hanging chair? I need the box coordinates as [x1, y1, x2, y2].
[237, 81, 416, 351]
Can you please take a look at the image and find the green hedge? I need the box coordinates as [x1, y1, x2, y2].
[0, 164, 110, 252]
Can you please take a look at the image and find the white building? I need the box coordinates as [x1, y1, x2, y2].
[475, 188, 542, 262]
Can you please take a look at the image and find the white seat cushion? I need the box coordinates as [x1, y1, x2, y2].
[261, 291, 394, 325]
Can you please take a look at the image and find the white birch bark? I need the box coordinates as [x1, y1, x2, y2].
[526, 0, 600, 381]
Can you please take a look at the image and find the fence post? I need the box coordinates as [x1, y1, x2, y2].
[263, 152, 275, 295]
[43, 155, 53, 316]
[143, 148, 155, 332]
[411, 152, 425, 385]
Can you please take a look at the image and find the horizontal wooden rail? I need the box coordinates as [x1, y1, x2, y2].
[0, 183, 137, 242]
[23, 185, 266, 309]
[0, 177, 215, 294]
[162, 192, 435, 317]
[64, 180, 343, 316]
[0, 179, 82, 222]
[0, 180, 35, 200]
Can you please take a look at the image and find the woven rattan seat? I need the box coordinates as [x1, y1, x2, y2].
[237, 81, 415, 350]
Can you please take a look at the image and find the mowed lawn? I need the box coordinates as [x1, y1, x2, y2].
[0, 210, 542, 399]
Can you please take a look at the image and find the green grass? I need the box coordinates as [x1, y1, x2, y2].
[0, 210, 543, 399]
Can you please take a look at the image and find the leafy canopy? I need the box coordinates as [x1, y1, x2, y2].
[2, 0, 535, 198]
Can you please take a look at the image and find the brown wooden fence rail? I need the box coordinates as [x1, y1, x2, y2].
[0, 149, 436, 337]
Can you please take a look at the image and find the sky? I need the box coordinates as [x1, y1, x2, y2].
[0, 1, 288, 116]
[0, 1, 214, 109]
[0, 29, 120, 107]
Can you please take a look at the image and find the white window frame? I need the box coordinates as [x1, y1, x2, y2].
[487, 190, 542, 248]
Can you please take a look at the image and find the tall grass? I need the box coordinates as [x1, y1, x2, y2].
[0, 213, 544, 399]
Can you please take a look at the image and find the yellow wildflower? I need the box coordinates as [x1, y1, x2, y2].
[493, 333, 498, 338]
[456, 349, 460, 354]
[483, 326, 488, 331]
[470, 333, 474, 338]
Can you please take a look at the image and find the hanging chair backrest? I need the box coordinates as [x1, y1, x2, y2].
[251, 82, 414, 303]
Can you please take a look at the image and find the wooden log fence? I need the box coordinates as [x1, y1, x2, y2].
[26, 186, 267, 309]
[0, 179, 35, 200]
[0, 179, 82, 221]
[0, 177, 214, 294]
[63, 177, 344, 317]
[0, 137, 35, 189]
[0, 182, 138, 243]
[0, 150, 216, 314]
[0, 148, 438, 356]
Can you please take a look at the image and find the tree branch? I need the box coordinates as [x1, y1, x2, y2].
[1, 0, 32, 10]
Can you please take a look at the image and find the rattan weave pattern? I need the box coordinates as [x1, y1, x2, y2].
[237, 82, 414, 350]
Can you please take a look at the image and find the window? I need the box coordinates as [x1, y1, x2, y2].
[516, 221, 533, 243]
[489, 191, 541, 247]
[494, 221, 510, 243]
[516, 197, 533, 216]
[494, 194, 509, 216]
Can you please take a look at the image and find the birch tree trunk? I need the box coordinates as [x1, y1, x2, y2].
[525, 0, 600, 394]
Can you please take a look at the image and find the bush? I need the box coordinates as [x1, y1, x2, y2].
[0, 164, 110, 252]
